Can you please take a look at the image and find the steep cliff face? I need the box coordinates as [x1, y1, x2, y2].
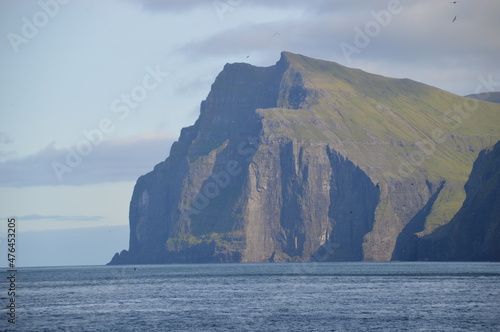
[410, 141, 500, 261]
[109, 52, 500, 264]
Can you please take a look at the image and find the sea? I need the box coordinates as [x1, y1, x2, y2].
[2, 262, 500, 331]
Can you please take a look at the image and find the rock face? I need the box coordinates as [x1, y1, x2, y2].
[109, 52, 500, 264]
[408, 141, 500, 261]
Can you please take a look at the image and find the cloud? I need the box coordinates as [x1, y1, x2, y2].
[0, 133, 15, 159]
[128, 0, 360, 14]
[173, 0, 499, 62]
[170, 19, 331, 63]
[7, 214, 104, 222]
[0, 133, 176, 187]
[0, 150, 16, 159]
[126, 0, 212, 12]
[0, 133, 13, 144]
[168, 0, 500, 95]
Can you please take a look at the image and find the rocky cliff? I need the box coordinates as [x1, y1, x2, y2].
[109, 52, 500, 264]
[405, 141, 500, 261]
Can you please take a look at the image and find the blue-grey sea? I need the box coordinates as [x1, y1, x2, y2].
[2, 262, 500, 331]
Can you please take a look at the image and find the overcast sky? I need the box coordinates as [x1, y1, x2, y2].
[1, 0, 499, 267]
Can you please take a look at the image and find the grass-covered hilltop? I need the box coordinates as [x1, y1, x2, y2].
[110, 52, 500, 264]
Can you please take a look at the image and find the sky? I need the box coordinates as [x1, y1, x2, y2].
[0, 0, 499, 267]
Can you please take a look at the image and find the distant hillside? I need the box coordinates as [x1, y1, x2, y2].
[109, 52, 500, 264]
[466, 91, 500, 104]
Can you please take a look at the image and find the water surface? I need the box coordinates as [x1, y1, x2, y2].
[3, 262, 500, 331]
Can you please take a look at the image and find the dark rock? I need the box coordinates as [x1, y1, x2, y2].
[414, 141, 500, 261]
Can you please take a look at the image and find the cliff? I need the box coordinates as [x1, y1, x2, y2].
[407, 141, 500, 261]
[109, 52, 500, 264]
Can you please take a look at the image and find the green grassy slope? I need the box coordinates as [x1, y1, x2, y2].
[263, 52, 500, 233]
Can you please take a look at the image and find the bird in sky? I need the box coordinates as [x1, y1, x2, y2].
[453, 15, 457, 22]
[273, 32, 280, 37]
[450, 1, 458, 3]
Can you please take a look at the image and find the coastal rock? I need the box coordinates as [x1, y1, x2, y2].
[410, 141, 500, 261]
[109, 52, 500, 264]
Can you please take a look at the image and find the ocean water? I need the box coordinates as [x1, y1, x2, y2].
[2, 262, 500, 331]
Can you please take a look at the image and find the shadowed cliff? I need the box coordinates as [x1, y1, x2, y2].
[411, 141, 500, 261]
